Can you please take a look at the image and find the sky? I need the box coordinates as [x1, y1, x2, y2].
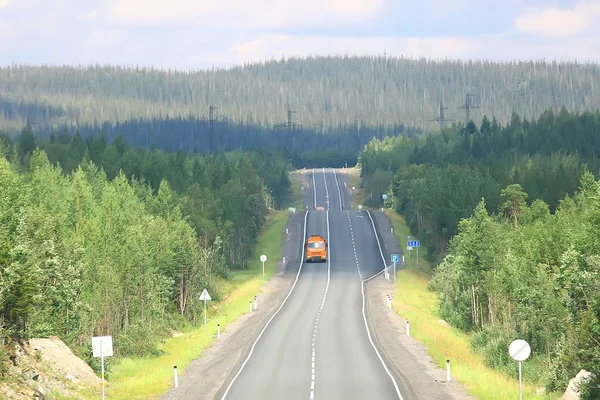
[0, 0, 599, 70]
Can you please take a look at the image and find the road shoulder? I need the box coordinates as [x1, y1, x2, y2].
[365, 276, 474, 400]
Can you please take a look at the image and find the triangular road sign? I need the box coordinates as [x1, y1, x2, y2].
[200, 288, 211, 301]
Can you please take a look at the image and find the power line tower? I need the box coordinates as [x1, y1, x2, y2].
[430, 100, 454, 129]
[457, 93, 480, 126]
[201, 105, 222, 153]
[276, 109, 303, 129]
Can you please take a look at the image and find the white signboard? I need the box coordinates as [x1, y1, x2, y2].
[92, 336, 113, 358]
[200, 288, 211, 301]
[260, 255, 267, 262]
[509, 339, 531, 361]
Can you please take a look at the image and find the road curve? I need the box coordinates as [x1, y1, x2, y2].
[217, 168, 413, 400]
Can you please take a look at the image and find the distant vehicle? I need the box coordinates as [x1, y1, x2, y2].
[315, 206, 325, 210]
[305, 234, 327, 263]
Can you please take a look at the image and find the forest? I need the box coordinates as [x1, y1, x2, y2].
[1, 57, 599, 135]
[358, 107, 600, 397]
[0, 129, 292, 372]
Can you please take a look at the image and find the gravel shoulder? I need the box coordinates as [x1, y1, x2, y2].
[365, 276, 475, 400]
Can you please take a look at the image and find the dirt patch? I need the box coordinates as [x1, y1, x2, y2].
[365, 277, 475, 400]
[1, 336, 100, 399]
[161, 270, 296, 400]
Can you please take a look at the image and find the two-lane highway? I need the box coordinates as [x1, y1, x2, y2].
[218, 168, 408, 400]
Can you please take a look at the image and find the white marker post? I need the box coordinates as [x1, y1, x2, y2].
[217, 324, 220, 339]
[200, 288, 211, 332]
[254, 295, 257, 311]
[406, 320, 410, 336]
[446, 360, 451, 382]
[260, 254, 267, 283]
[509, 339, 531, 400]
[92, 335, 113, 400]
[174, 366, 178, 388]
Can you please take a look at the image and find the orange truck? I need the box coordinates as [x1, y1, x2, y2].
[305, 234, 327, 263]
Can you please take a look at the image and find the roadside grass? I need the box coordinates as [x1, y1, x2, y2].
[342, 167, 365, 209]
[383, 209, 559, 400]
[102, 209, 290, 399]
[289, 170, 307, 209]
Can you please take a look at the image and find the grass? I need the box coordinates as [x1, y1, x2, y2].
[342, 167, 366, 209]
[384, 209, 560, 400]
[289, 170, 308, 209]
[100, 209, 291, 399]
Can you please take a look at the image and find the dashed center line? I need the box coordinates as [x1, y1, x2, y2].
[310, 169, 332, 400]
[347, 210, 362, 280]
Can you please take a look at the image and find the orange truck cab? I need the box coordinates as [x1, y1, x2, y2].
[305, 234, 327, 263]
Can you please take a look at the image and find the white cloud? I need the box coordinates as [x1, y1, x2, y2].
[110, 0, 382, 27]
[111, 0, 218, 23]
[78, 10, 98, 20]
[83, 28, 127, 53]
[0, 0, 8, 8]
[514, 1, 600, 38]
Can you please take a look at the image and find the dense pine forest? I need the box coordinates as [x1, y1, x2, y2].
[1, 56, 599, 137]
[359, 107, 600, 397]
[0, 131, 291, 371]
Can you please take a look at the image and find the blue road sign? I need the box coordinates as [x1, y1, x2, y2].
[407, 240, 420, 247]
[382, 194, 388, 200]
[392, 254, 399, 263]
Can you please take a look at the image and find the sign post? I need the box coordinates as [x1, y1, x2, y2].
[200, 288, 211, 332]
[260, 255, 267, 282]
[391, 254, 399, 284]
[92, 336, 113, 400]
[509, 339, 531, 400]
[407, 240, 420, 267]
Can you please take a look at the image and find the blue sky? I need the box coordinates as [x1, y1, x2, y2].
[0, 0, 599, 70]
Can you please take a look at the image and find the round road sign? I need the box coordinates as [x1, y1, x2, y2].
[260, 255, 267, 262]
[358, 205, 363, 209]
[509, 339, 531, 361]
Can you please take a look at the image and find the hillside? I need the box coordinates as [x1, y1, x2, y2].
[1, 56, 599, 135]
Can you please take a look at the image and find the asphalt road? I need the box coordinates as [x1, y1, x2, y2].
[217, 168, 408, 400]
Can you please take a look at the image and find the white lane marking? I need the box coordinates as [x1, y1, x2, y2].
[347, 211, 363, 281]
[365, 210, 388, 273]
[310, 169, 332, 400]
[221, 209, 310, 400]
[332, 168, 344, 210]
[312, 168, 317, 209]
[322, 167, 330, 211]
[361, 210, 405, 399]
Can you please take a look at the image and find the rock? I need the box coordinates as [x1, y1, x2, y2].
[23, 369, 39, 381]
[561, 369, 594, 400]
